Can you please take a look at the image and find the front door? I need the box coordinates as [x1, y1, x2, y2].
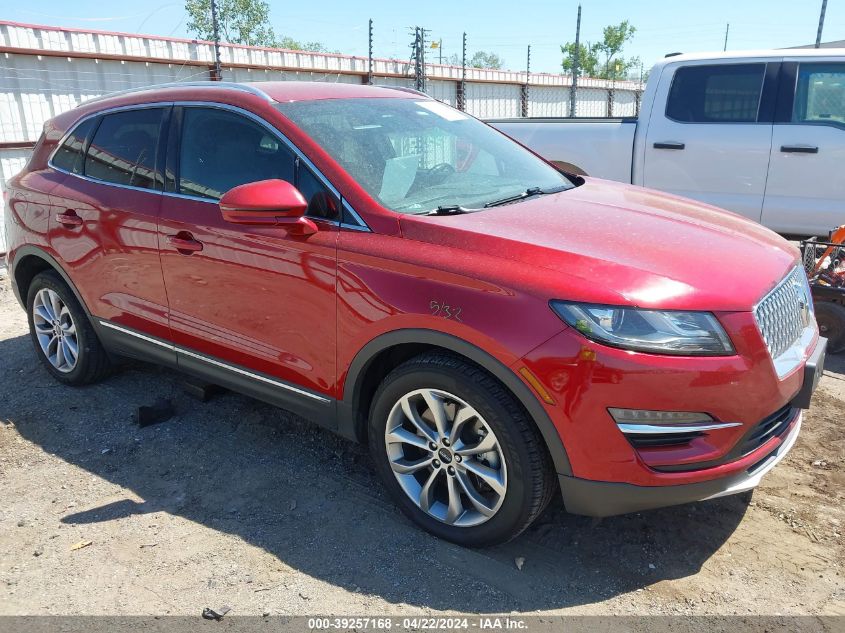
[642, 61, 775, 223]
[157, 105, 339, 420]
[762, 60, 845, 236]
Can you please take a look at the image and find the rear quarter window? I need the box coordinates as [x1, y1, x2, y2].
[51, 117, 98, 175]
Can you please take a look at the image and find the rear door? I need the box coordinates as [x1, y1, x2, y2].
[157, 105, 339, 420]
[642, 60, 778, 222]
[762, 59, 845, 235]
[48, 106, 173, 350]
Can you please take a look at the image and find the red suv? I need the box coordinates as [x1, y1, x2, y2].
[4, 82, 826, 546]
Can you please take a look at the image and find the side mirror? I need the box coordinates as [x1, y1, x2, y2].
[219, 179, 317, 235]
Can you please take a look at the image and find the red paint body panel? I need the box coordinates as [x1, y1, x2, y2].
[48, 175, 170, 340]
[158, 197, 339, 396]
[3, 82, 822, 509]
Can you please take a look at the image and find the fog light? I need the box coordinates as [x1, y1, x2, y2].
[608, 408, 740, 435]
[609, 409, 712, 425]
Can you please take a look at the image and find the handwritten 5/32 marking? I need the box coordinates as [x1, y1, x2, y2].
[430, 300, 463, 322]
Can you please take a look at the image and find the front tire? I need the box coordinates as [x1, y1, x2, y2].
[26, 271, 112, 385]
[369, 352, 555, 546]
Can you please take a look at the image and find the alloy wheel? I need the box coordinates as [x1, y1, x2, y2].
[384, 388, 508, 527]
[32, 288, 79, 373]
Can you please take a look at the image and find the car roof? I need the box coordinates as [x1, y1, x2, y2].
[247, 81, 424, 102]
[81, 80, 424, 108]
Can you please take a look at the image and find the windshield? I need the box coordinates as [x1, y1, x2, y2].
[275, 98, 573, 214]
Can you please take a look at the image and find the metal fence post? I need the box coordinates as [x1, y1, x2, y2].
[457, 32, 467, 111]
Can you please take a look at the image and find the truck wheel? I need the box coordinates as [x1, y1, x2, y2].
[26, 271, 112, 385]
[816, 302, 845, 353]
[369, 352, 555, 547]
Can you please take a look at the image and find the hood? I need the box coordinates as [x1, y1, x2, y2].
[399, 179, 798, 311]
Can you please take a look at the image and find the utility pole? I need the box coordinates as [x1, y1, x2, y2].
[421, 28, 430, 91]
[367, 19, 374, 84]
[522, 44, 531, 117]
[457, 31, 467, 111]
[723, 23, 730, 51]
[439, 38, 443, 64]
[210, 0, 222, 80]
[411, 27, 426, 92]
[816, 0, 828, 48]
[569, 4, 581, 117]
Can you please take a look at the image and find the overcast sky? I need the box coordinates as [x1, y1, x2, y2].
[6, 0, 844, 75]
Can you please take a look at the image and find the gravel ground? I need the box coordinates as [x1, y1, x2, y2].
[0, 271, 843, 617]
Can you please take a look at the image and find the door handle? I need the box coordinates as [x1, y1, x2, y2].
[167, 233, 204, 254]
[780, 145, 818, 154]
[653, 141, 685, 150]
[55, 210, 83, 227]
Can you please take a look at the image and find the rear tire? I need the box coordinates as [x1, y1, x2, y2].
[368, 352, 555, 547]
[816, 301, 845, 353]
[26, 271, 112, 385]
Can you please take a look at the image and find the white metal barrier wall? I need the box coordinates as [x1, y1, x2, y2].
[0, 20, 644, 252]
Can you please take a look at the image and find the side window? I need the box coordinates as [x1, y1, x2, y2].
[297, 165, 339, 220]
[178, 107, 295, 200]
[793, 63, 845, 126]
[666, 63, 766, 123]
[84, 108, 164, 190]
[52, 117, 98, 175]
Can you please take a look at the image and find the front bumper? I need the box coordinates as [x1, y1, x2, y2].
[517, 310, 826, 515]
[560, 411, 802, 517]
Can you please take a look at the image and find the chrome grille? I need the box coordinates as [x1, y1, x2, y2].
[753, 267, 814, 360]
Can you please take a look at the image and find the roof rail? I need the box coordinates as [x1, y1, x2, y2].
[81, 81, 274, 105]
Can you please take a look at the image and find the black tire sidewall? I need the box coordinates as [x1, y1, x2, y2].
[369, 362, 538, 547]
[26, 272, 97, 384]
[816, 302, 845, 353]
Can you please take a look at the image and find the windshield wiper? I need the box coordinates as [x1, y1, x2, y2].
[422, 205, 475, 216]
[483, 185, 569, 208]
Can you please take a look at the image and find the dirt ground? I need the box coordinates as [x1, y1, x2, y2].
[0, 270, 843, 617]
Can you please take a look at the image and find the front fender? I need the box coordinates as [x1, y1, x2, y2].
[340, 327, 572, 476]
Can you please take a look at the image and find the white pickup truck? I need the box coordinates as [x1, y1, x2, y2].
[489, 50, 845, 236]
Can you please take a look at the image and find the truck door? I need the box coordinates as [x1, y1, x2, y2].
[642, 60, 778, 223]
[762, 59, 845, 236]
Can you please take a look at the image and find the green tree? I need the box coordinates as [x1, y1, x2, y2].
[469, 51, 504, 70]
[560, 41, 599, 77]
[185, 0, 330, 52]
[186, 0, 277, 47]
[595, 21, 638, 80]
[277, 36, 337, 53]
[561, 20, 639, 80]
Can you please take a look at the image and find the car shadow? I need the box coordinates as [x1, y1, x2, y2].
[1, 331, 753, 612]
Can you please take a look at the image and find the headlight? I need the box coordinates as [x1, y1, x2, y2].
[550, 301, 734, 356]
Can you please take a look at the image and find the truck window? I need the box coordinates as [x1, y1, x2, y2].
[793, 63, 845, 126]
[666, 64, 765, 123]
